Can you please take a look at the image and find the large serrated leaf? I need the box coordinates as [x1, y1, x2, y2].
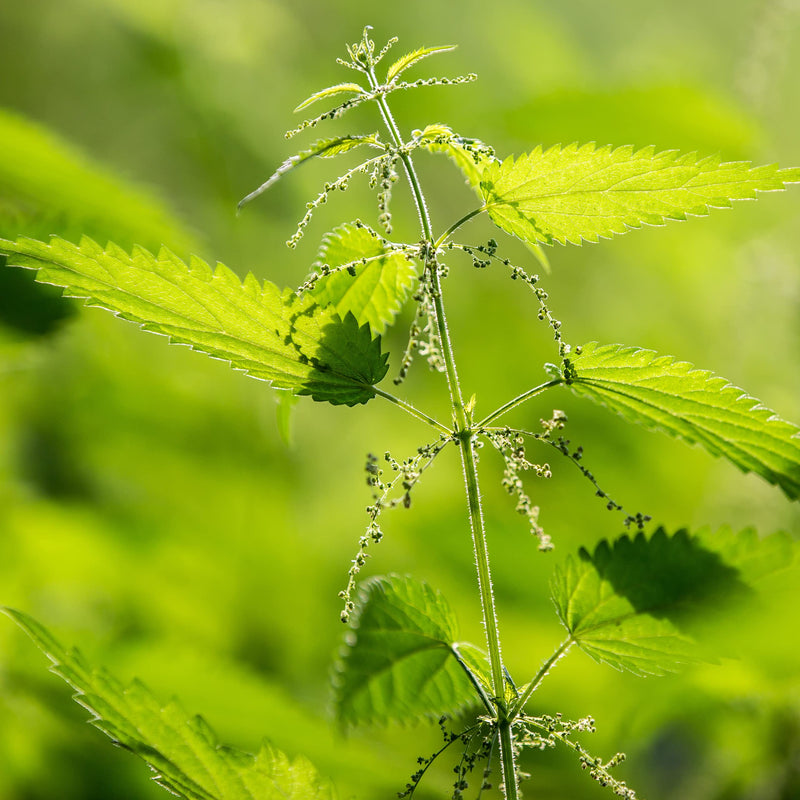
[480, 143, 800, 247]
[310, 223, 416, 333]
[551, 527, 793, 676]
[2, 608, 336, 800]
[334, 576, 484, 727]
[385, 45, 456, 83]
[0, 236, 388, 406]
[552, 342, 800, 499]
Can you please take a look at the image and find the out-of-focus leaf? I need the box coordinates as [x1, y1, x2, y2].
[2, 608, 337, 800]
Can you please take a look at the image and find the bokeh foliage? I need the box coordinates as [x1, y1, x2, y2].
[0, 1, 799, 798]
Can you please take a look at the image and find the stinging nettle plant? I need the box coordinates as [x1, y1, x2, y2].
[2, 26, 800, 799]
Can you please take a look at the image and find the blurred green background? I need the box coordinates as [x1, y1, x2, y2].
[1, 1, 799, 798]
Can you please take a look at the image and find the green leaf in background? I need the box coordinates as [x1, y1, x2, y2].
[293, 83, 367, 112]
[479, 143, 800, 246]
[1, 608, 336, 800]
[238, 134, 383, 210]
[385, 45, 456, 83]
[0, 108, 193, 253]
[550, 342, 800, 499]
[334, 575, 486, 727]
[551, 527, 793, 676]
[0, 235, 389, 405]
[310, 223, 417, 334]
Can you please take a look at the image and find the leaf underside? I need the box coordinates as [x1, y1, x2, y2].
[2, 608, 336, 800]
[551, 526, 793, 676]
[480, 143, 800, 247]
[310, 223, 417, 334]
[334, 575, 482, 727]
[0, 236, 389, 406]
[554, 342, 800, 499]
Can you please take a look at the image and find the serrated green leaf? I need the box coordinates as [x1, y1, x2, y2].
[1, 608, 336, 800]
[293, 82, 366, 112]
[0, 236, 388, 406]
[553, 342, 800, 498]
[310, 223, 416, 333]
[334, 576, 480, 727]
[480, 143, 800, 247]
[414, 124, 495, 188]
[385, 45, 456, 83]
[551, 527, 793, 676]
[238, 134, 382, 209]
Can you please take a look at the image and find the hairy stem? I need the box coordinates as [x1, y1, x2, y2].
[479, 379, 563, 428]
[366, 63, 519, 799]
[373, 387, 451, 434]
[510, 638, 574, 719]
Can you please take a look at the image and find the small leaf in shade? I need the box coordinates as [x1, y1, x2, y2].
[334, 576, 481, 727]
[551, 527, 794, 676]
[551, 342, 800, 499]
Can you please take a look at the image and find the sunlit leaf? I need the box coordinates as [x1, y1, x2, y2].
[334, 576, 481, 726]
[2, 608, 337, 800]
[238, 134, 383, 209]
[549, 342, 800, 498]
[414, 123, 495, 188]
[480, 143, 800, 246]
[386, 45, 456, 83]
[293, 83, 367, 112]
[551, 527, 794, 676]
[0, 236, 389, 405]
[310, 223, 416, 333]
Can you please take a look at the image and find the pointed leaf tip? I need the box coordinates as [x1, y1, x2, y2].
[0, 235, 388, 406]
[562, 342, 800, 498]
[480, 143, 800, 247]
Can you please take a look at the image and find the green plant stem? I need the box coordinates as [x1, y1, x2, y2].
[366, 63, 519, 800]
[373, 388, 450, 434]
[434, 206, 485, 249]
[478, 379, 563, 428]
[509, 638, 574, 719]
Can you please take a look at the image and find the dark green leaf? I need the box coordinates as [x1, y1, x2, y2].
[334, 576, 481, 726]
[551, 527, 793, 676]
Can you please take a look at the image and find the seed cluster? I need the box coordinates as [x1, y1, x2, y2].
[339, 438, 450, 622]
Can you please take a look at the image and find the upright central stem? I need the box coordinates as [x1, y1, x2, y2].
[367, 67, 518, 798]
